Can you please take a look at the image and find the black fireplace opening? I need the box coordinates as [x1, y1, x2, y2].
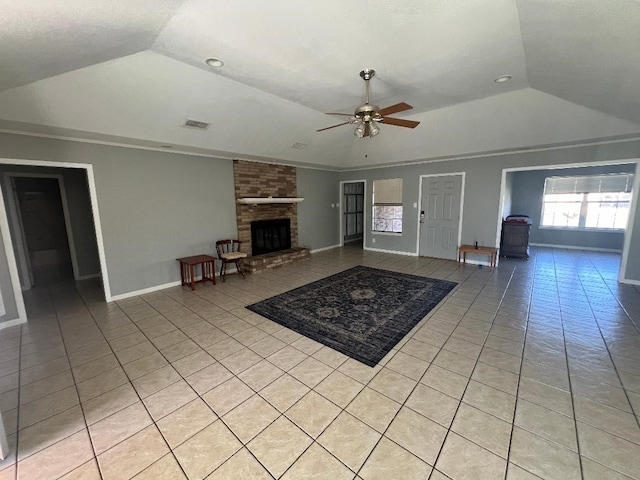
[251, 218, 291, 256]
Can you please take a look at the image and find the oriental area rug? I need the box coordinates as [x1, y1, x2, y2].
[246, 266, 457, 367]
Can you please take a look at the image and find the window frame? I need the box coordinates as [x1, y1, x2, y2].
[372, 178, 403, 234]
[540, 173, 634, 231]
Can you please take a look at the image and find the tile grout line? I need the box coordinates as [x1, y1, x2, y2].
[502, 254, 536, 478]
[550, 250, 586, 480]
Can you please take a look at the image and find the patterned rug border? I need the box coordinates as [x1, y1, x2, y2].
[246, 266, 457, 367]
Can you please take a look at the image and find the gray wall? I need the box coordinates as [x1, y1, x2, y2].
[0, 133, 238, 297]
[340, 140, 640, 282]
[502, 173, 514, 219]
[509, 164, 635, 250]
[0, 131, 639, 307]
[297, 168, 340, 250]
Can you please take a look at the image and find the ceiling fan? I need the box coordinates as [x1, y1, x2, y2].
[317, 69, 420, 138]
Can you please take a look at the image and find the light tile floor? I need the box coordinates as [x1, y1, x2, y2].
[0, 246, 639, 479]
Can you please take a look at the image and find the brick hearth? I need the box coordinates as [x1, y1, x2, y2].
[233, 160, 307, 273]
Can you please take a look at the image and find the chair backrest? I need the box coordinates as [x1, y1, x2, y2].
[216, 239, 242, 256]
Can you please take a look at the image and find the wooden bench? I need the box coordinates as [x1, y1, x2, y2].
[458, 245, 497, 268]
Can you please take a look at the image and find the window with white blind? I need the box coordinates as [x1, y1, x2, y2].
[541, 173, 634, 230]
[372, 178, 403, 233]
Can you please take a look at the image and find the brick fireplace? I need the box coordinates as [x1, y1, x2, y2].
[233, 160, 309, 272]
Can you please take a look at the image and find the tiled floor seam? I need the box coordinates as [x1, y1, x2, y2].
[580, 254, 640, 430]
[425, 265, 517, 477]
[349, 265, 508, 478]
[70, 287, 193, 479]
[496, 259, 538, 479]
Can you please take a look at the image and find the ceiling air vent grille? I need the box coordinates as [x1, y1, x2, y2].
[183, 119, 210, 130]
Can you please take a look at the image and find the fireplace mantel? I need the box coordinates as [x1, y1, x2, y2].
[237, 196, 304, 205]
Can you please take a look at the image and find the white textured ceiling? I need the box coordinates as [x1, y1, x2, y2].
[0, 0, 639, 169]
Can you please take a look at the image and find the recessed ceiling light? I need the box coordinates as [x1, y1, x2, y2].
[494, 75, 512, 83]
[205, 58, 224, 68]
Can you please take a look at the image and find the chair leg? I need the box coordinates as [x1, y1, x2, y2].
[236, 260, 245, 278]
[221, 261, 226, 282]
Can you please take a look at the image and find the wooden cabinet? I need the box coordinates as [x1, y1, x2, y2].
[500, 222, 530, 258]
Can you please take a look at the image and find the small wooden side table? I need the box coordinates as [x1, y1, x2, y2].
[177, 255, 217, 290]
[458, 245, 498, 268]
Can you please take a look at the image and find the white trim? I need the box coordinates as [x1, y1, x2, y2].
[339, 180, 367, 247]
[310, 244, 340, 253]
[2, 126, 640, 174]
[529, 243, 622, 253]
[0, 185, 27, 324]
[619, 161, 640, 283]
[340, 136, 640, 172]
[0, 318, 27, 331]
[237, 197, 304, 205]
[3, 175, 32, 289]
[619, 278, 640, 285]
[363, 246, 418, 256]
[84, 165, 111, 301]
[416, 172, 466, 259]
[111, 280, 182, 301]
[4, 173, 80, 281]
[0, 158, 112, 303]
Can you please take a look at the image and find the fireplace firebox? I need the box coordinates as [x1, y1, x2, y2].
[251, 218, 291, 256]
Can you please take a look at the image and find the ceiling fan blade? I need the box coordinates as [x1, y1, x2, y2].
[325, 112, 354, 117]
[316, 122, 351, 132]
[381, 117, 420, 128]
[377, 102, 413, 117]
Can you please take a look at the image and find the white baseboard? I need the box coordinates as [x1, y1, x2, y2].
[0, 317, 27, 331]
[619, 277, 640, 285]
[529, 243, 622, 253]
[77, 273, 101, 281]
[111, 280, 183, 301]
[363, 247, 418, 257]
[310, 244, 340, 253]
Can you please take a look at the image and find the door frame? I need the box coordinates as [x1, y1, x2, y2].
[497, 159, 639, 281]
[416, 172, 466, 257]
[339, 179, 367, 247]
[4, 172, 80, 286]
[0, 158, 112, 327]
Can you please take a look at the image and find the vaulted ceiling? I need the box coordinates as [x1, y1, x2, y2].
[1, 0, 639, 169]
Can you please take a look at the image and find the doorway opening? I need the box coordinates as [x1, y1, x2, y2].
[0, 159, 111, 326]
[340, 180, 365, 248]
[12, 176, 75, 286]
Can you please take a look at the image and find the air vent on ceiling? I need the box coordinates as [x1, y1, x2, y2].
[291, 142, 308, 150]
[183, 119, 210, 130]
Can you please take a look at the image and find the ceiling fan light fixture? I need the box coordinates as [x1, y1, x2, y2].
[369, 121, 380, 137]
[354, 123, 366, 137]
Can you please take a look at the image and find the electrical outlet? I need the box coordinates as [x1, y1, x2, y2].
[372, 238, 376, 243]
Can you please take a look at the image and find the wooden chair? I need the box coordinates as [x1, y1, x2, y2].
[215, 239, 247, 282]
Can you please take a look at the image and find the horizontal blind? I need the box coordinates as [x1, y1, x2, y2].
[373, 178, 403, 205]
[545, 174, 634, 194]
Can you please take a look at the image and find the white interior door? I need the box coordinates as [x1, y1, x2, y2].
[419, 175, 463, 260]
